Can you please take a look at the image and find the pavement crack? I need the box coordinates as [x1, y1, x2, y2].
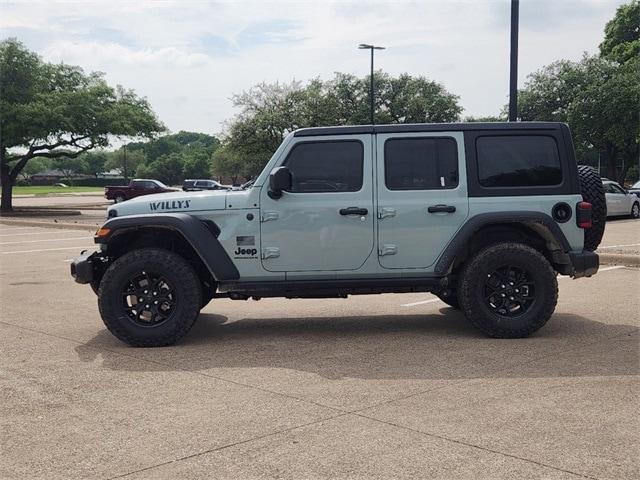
[107, 412, 350, 479]
[351, 412, 599, 480]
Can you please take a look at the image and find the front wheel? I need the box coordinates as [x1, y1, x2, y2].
[631, 202, 639, 219]
[98, 248, 202, 347]
[458, 242, 558, 339]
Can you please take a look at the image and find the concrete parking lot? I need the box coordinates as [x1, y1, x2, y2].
[0, 223, 638, 479]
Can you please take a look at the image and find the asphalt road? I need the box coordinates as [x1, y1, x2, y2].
[0, 224, 638, 479]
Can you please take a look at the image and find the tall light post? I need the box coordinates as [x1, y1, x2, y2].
[508, 0, 520, 121]
[358, 43, 385, 125]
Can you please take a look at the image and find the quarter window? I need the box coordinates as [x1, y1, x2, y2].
[476, 135, 562, 187]
[384, 137, 458, 190]
[284, 141, 363, 193]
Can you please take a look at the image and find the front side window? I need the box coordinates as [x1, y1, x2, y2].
[284, 141, 363, 193]
[384, 137, 458, 190]
[610, 183, 626, 194]
[476, 135, 562, 188]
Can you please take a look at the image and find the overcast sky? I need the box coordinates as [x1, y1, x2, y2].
[0, 0, 627, 136]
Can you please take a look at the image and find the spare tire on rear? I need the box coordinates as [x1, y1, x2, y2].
[577, 165, 606, 251]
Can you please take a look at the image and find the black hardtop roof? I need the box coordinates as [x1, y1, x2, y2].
[293, 122, 566, 137]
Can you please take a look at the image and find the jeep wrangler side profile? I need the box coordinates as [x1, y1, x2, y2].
[71, 122, 606, 347]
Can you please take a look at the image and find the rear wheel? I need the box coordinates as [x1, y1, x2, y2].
[98, 248, 202, 347]
[458, 242, 558, 338]
[577, 165, 606, 251]
[631, 202, 639, 219]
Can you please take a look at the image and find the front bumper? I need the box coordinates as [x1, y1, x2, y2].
[70, 250, 98, 284]
[569, 250, 599, 279]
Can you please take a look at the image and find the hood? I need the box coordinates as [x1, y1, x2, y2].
[108, 190, 228, 217]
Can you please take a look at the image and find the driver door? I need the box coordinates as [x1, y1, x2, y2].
[259, 135, 375, 273]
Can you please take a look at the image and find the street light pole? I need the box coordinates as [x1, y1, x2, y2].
[508, 0, 520, 122]
[358, 44, 385, 125]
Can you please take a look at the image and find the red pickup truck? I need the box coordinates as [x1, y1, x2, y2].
[105, 179, 178, 203]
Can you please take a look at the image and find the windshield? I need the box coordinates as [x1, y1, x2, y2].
[633, 181, 640, 189]
[154, 180, 169, 188]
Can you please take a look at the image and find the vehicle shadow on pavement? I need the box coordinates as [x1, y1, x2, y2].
[75, 309, 639, 380]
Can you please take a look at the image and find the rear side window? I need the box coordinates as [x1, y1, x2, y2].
[476, 135, 562, 187]
[384, 137, 458, 190]
[284, 141, 363, 193]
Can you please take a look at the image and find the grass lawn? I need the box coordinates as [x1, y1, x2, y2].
[7, 186, 104, 195]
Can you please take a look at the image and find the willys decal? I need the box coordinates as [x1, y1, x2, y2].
[149, 200, 191, 211]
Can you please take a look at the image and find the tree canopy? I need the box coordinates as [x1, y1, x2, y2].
[518, 2, 639, 182]
[213, 72, 461, 180]
[0, 38, 164, 211]
[599, 0, 639, 64]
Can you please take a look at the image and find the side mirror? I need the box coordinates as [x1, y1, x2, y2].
[268, 166, 292, 199]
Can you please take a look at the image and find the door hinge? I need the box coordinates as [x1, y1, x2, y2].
[261, 211, 279, 222]
[377, 207, 397, 219]
[261, 247, 280, 259]
[378, 244, 397, 256]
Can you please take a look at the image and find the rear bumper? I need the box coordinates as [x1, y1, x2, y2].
[70, 250, 97, 284]
[569, 250, 599, 278]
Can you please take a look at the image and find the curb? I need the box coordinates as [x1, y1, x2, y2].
[598, 253, 640, 267]
[0, 218, 98, 231]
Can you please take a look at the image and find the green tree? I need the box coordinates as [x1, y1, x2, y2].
[599, 0, 640, 64]
[136, 153, 183, 185]
[220, 72, 461, 178]
[104, 148, 146, 179]
[16, 157, 49, 182]
[0, 39, 163, 211]
[518, 55, 639, 182]
[57, 155, 88, 183]
[80, 151, 108, 178]
[182, 150, 211, 179]
[211, 145, 249, 185]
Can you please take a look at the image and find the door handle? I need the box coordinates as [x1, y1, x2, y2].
[340, 207, 368, 216]
[428, 204, 456, 213]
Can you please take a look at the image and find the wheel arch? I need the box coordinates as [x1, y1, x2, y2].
[97, 213, 239, 283]
[435, 212, 572, 275]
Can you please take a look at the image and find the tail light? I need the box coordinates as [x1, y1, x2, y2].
[576, 201, 592, 228]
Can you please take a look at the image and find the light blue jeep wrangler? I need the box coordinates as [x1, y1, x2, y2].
[71, 122, 606, 346]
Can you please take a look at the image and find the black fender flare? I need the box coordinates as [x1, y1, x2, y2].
[96, 213, 240, 281]
[434, 211, 572, 275]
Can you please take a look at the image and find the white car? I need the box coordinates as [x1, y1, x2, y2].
[603, 180, 639, 218]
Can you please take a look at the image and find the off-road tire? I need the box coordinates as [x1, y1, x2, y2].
[630, 202, 639, 219]
[458, 242, 558, 339]
[577, 165, 606, 251]
[98, 248, 202, 347]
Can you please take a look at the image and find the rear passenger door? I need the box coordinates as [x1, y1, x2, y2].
[376, 132, 469, 270]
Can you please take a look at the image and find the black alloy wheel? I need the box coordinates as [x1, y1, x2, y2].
[484, 265, 535, 317]
[122, 271, 177, 327]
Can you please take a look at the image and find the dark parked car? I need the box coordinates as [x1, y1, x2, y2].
[182, 179, 230, 191]
[104, 179, 178, 203]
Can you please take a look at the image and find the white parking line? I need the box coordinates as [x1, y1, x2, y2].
[598, 243, 640, 249]
[400, 266, 627, 307]
[1, 246, 94, 254]
[0, 227, 40, 232]
[0, 236, 92, 245]
[0, 231, 84, 237]
[401, 298, 441, 307]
